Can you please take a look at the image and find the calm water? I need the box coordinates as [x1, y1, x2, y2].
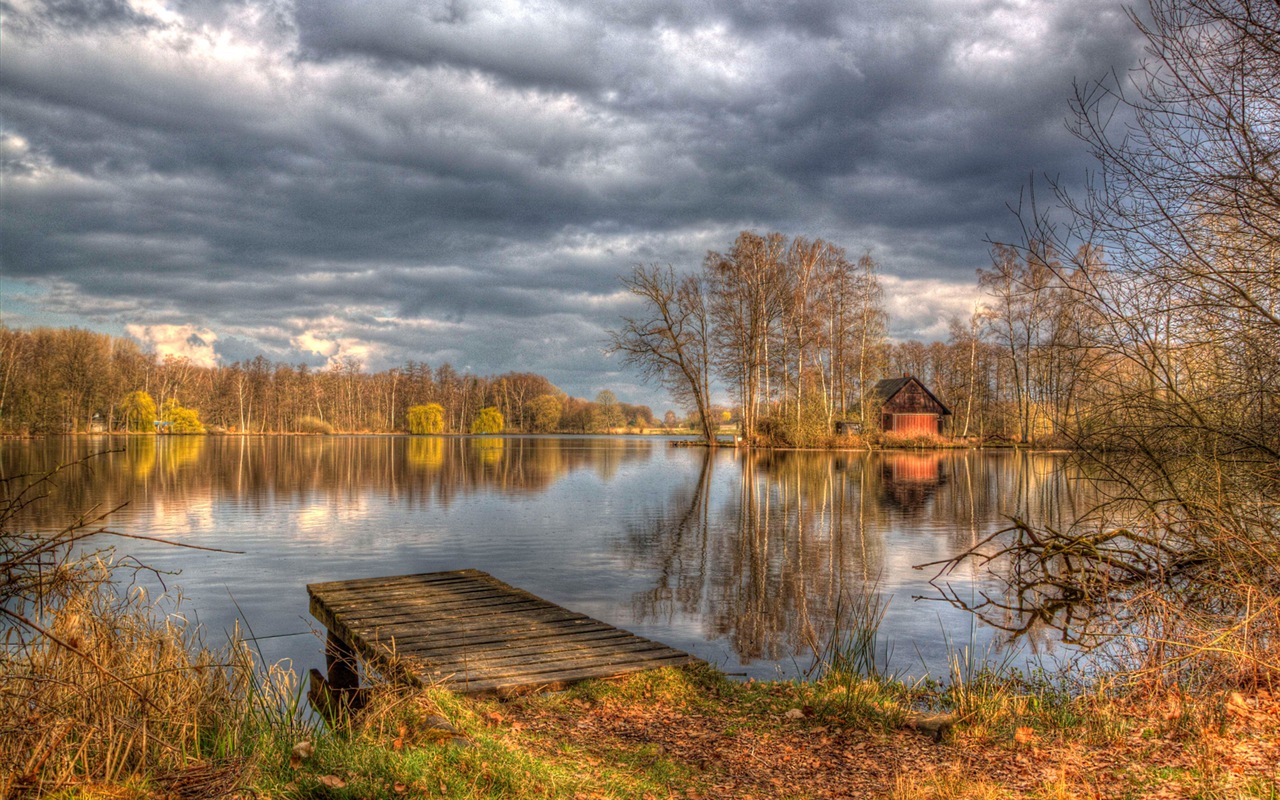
[2, 436, 1090, 680]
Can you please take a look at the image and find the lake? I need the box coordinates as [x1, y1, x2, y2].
[1, 435, 1090, 681]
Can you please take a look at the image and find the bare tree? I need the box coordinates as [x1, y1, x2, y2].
[850, 254, 888, 427]
[609, 265, 717, 444]
[978, 241, 1061, 442]
[706, 232, 790, 441]
[944, 0, 1280, 684]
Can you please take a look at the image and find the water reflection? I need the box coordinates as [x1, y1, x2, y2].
[1, 437, 1092, 678]
[625, 449, 1092, 671]
[879, 452, 947, 512]
[0, 436, 657, 531]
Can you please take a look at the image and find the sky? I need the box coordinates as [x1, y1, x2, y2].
[0, 0, 1145, 411]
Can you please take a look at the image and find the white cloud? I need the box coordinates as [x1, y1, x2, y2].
[882, 275, 984, 341]
[126, 323, 221, 367]
[290, 322, 377, 368]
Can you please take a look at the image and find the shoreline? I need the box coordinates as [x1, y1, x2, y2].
[2, 430, 1075, 453]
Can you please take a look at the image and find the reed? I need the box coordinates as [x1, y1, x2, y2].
[0, 556, 258, 794]
[803, 585, 912, 728]
[0, 460, 313, 797]
[810, 584, 893, 682]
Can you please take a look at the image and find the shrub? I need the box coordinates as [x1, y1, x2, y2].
[877, 431, 947, 449]
[470, 406, 504, 435]
[407, 403, 445, 434]
[160, 399, 205, 434]
[296, 415, 335, 434]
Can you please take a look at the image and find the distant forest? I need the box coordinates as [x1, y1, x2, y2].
[0, 326, 655, 435]
[2, 313, 1076, 443]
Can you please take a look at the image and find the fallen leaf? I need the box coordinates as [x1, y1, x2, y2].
[289, 739, 314, 769]
[318, 775, 346, 789]
[393, 782, 407, 794]
[1015, 726, 1037, 746]
[785, 708, 804, 720]
[392, 737, 404, 751]
[1227, 692, 1252, 719]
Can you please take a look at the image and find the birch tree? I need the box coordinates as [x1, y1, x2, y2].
[706, 232, 789, 440]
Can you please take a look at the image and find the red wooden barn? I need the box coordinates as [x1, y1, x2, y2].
[873, 375, 951, 435]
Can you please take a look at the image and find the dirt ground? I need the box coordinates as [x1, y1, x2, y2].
[501, 684, 1280, 799]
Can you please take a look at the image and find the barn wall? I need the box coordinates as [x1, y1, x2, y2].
[890, 413, 940, 435]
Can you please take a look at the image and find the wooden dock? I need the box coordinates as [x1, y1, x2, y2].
[307, 569, 700, 699]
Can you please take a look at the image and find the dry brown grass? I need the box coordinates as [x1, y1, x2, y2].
[0, 557, 262, 796]
[0, 461, 307, 798]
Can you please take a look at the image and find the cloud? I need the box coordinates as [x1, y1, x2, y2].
[290, 322, 379, 368]
[0, 0, 1146, 408]
[881, 275, 985, 342]
[3, 0, 161, 36]
[125, 323, 220, 368]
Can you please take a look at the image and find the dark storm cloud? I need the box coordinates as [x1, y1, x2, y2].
[293, 0, 607, 92]
[2, 0, 159, 35]
[0, 0, 1144, 405]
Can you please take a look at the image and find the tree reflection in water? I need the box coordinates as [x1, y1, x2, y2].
[626, 449, 1092, 673]
[0, 435, 657, 531]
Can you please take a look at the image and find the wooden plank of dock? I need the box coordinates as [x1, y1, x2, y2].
[307, 569, 701, 697]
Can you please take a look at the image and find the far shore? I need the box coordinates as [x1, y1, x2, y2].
[4, 429, 1072, 454]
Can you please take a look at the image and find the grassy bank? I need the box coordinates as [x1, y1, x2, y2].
[251, 666, 1280, 800]
[3, 557, 1278, 799]
[6, 613, 1279, 799]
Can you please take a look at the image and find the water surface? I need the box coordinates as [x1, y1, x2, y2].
[2, 436, 1089, 680]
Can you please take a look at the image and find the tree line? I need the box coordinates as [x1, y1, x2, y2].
[0, 327, 655, 435]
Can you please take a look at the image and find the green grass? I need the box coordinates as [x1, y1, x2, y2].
[16, 654, 1280, 800]
[240, 684, 698, 800]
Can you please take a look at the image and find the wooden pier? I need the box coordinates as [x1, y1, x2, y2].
[307, 569, 700, 702]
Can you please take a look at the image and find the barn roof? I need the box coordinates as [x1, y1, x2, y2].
[872, 375, 952, 415]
